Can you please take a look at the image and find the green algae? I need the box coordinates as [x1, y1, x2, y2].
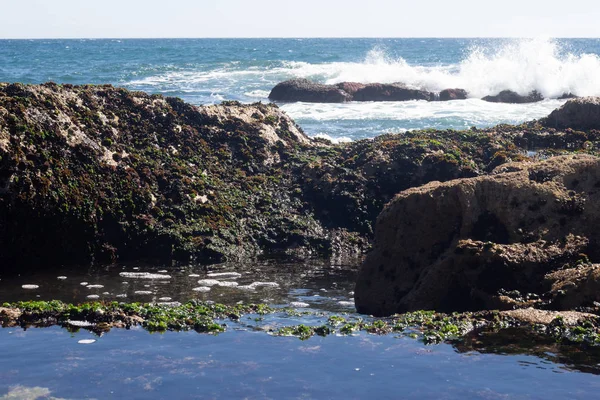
[2, 301, 600, 347]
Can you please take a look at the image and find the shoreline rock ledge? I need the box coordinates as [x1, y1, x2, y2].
[355, 154, 600, 317]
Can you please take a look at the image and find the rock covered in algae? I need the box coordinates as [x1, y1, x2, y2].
[355, 154, 600, 316]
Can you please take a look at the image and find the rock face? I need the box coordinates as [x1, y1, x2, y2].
[439, 88, 468, 101]
[482, 90, 544, 104]
[541, 97, 600, 130]
[355, 155, 600, 316]
[268, 79, 352, 103]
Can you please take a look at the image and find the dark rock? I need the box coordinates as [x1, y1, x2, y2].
[558, 92, 578, 100]
[268, 79, 352, 103]
[541, 97, 600, 130]
[439, 88, 468, 101]
[334, 82, 366, 96]
[354, 154, 600, 316]
[352, 83, 435, 102]
[545, 264, 600, 310]
[482, 90, 544, 104]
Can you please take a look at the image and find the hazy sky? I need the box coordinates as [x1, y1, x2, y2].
[1, 0, 599, 38]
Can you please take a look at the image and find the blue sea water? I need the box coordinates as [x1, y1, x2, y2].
[2, 326, 600, 400]
[2, 38, 600, 140]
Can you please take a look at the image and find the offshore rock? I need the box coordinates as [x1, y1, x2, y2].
[268, 79, 352, 103]
[482, 90, 544, 104]
[541, 97, 600, 130]
[355, 154, 600, 316]
[439, 88, 468, 101]
[351, 83, 435, 102]
[269, 80, 435, 102]
[334, 82, 366, 96]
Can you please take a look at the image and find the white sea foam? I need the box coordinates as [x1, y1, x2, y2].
[237, 282, 280, 290]
[282, 39, 600, 99]
[207, 272, 242, 279]
[21, 284, 39, 290]
[217, 281, 239, 288]
[119, 272, 171, 279]
[67, 320, 95, 327]
[314, 133, 353, 144]
[282, 98, 567, 128]
[290, 302, 310, 308]
[192, 286, 211, 292]
[197, 279, 221, 286]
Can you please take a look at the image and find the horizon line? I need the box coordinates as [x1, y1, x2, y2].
[1, 36, 599, 40]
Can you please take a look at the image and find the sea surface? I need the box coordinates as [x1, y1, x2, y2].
[2, 38, 600, 140]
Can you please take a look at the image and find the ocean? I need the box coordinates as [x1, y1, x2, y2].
[1, 37, 600, 140]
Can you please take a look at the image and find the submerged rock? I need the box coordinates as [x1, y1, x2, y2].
[355, 154, 600, 316]
[482, 90, 544, 103]
[541, 96, 600, 130]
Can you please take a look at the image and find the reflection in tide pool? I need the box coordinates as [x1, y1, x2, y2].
[1, 326, 599, 399]
[0, 259, 359, 313]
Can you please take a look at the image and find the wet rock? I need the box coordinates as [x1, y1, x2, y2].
[544, 264, 600, 310]
[352, 83, 435, 102]
[355, 154, 600, 316]
[334, 82, 366, 96]
[541, 97, 600, 130]
[482, 90, 544, 103]
[439, 88, 468, 101]
[500, 308, 596, 325]
[558, 92, 578, 100]
[268, 79, 352, 103]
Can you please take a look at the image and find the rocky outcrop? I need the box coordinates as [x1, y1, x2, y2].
[439, 88, 468, 101]
[482, 90, 544, 104]
[541, 97, 600, 130]
[270, 80, 436, 103]
[1, 83, 548, 269]
[268, 79, 352, 103]
[355, 155, 600, 316]
[351, 83, 434, 102]
[3, 83, 600, 271]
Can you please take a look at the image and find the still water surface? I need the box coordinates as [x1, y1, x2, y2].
[2, 259, 600, 399]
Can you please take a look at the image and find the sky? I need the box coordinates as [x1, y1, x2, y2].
[1, 0, 599, 38]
